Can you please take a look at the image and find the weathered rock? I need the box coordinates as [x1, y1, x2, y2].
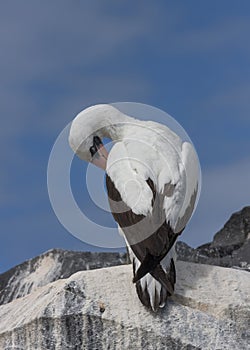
[0, 262, 249, 350]
[0, 249, 127, 305]
[0, 207, 249, 348]
[176, 206, 250, 270]
[212, 206, 250, 247]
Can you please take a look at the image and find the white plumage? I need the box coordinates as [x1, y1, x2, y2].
[69, 104, 200, 311]
[106, 118, 199, 231]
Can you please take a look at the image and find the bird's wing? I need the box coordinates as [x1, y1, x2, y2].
[105, 123, 200, 310]
[168, 141, 200, 233]
[106, 127, 200, 234]
[106, 173, 178, 297]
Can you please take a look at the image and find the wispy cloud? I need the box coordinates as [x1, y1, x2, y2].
[0, 1, 158, 82]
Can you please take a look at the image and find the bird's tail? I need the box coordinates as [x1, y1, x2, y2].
[130, 244, 176, 312]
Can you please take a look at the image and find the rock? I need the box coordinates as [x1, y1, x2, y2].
[176, 206, 250, 270]
[1, 207, 250, 349]
[1, 206, 249, 308]
[0, 262, 249, 349]
[176, 241, 197, 261]
[0, 249, 127, 305]
[211, 206, 250, 247]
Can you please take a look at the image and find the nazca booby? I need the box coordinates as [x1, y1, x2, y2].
[69, 104, 200, 311]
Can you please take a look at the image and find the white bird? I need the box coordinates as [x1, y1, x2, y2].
[69, 104, 200, 311]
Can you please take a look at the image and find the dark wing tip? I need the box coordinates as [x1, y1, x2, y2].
[132, 251, 161, 283]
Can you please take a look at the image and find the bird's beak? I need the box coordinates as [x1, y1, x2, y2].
[91, 144, 109, 170]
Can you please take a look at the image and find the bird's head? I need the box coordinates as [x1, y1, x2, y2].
[69, 128, 108, 171]
[69, 105, 113, 170]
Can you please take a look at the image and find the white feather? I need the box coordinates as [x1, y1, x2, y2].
[106, 116, 199, 231]
[106, 141, 153, 216]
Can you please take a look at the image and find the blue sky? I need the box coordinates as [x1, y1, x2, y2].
[1, 1, 250, 272]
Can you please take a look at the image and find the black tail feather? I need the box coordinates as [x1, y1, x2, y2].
[132, 250, 161, 283]
[133, 257, 176, 311]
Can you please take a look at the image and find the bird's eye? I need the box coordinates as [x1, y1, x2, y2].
[89, 145, 97, 157]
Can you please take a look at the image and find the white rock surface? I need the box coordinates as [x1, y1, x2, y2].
[0, 261, 249, 349]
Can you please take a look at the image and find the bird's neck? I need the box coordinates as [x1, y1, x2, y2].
[97, 111, 134, 142]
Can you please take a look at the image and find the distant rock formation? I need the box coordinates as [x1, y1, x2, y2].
[0, 249, 127, 305]
[176, 206, 250, 270]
